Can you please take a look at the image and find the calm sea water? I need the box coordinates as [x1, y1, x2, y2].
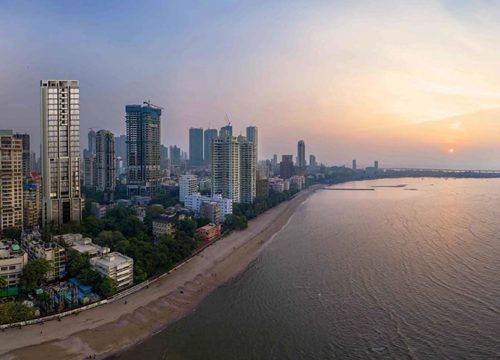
[117, 178, 500, 359]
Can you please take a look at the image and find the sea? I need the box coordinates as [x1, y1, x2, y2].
[116, 178, 500, 359]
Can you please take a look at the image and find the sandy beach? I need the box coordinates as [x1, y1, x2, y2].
[0, 185, 319, 360]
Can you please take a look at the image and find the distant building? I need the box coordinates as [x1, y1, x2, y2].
[179, 174, 198, 203]
[352, 159, 357, 170]
[41, 80, 82, 226]
[204, 128, 218, 166]
[189, 127, 204, 167]
[289, 175, 305, 190]
[22, 230, 66, 280]
[246, 126, 258, 160]
[169, 145, 181, 166]
[297, 140, 306, 169]
[114, 134, 127, 166]
[152, 214, 176, 237]
[279, 155, 294, 179]
[90, 202, 115, 219]
[0, 240, 28, 288]
[256, 178, 269, 198]
[87, 129, 96, 155]
[309, 154, 317, 168]
[83, 153, 97, 189]
[160, 144, 169, 170]
[126, 103, 161, 196]
[269, 177, 290, 192]
[374, 161, 379, 170]
[23, 174, 42, 228]
[90, 252, 133, 290]
[96, 130, 116, 198]
[184, 193, 232, 219]
[211, 136, 241, 202]
[196, 223, 221, 242]
[200, 201, 222, 224]
[239, 138, 257, 204]
[0, 130, 23, 233]
[13, 133, 31, 178]
[220, 124, 233, 138]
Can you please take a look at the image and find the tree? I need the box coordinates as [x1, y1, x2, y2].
[1, 227, 21, 241]
[0, 277, 7, 289]
[66, 250, 91, 278]
[19, 259, 53, 294]
[0, 302, 36, 325]
[99, 277, 117, 297]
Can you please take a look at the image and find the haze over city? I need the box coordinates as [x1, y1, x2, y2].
[2, 0, 500, 168]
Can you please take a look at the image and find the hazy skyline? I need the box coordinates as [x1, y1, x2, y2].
[2, 0, 500, 169]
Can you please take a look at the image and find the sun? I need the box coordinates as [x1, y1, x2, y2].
[448, 148, 454, 153]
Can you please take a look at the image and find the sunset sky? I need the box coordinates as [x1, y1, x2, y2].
[2, 0, 500, 169]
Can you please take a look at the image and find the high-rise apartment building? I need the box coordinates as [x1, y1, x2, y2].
[23, 174, 42, 229]
[40, 80, 82, 226]
[83, 154, 97, 189]
[0, 130, 23, 232]
[169, 145, 181, 166]
[246, 126, 258, 160]
[297, 140, 306, 168]
[310, 154, 317, 167]
[13, 134, 31, 178]
[88, 129, 96, 155]
[239, 138, 256, 204]
[126, 104, 161, 196]
[179, 174, 198, 203]
[280, 155, 294, 179]
[96, 130, 116, 197]
[211, 136, 240, 202]
[352, 159, 357, 170]
[204, 128, 218, 166]
[220, 124, 233, 138]
[114, 134, 127, 165]
[189, 127, 204, 167]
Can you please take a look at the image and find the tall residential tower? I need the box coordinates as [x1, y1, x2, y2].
[96, 130, 116, 198]
[189, 127, 204, 167]
[41, 80, 82, 226]
[126, 104, 161, 196]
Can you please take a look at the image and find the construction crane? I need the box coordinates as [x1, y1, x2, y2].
[143, 100, 164, 110]
[225, 113, 231, 126]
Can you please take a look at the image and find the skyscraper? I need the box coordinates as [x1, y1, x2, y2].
[297, 140, 306, 168]
[220, 124, 233, 138]
[309, 154, 317, 167]
[179, 174, 198, 203]
[352, 159, 357, 170]
[14, 133, 31, 178]
[246, 126, 258, 161]
[239, 138, 257, 204]
[126, 104, 161, 196]
[114, 134, 127, 165]
[169, 145, 181, 166]
[41, 80, 82, 226]
[204, 128, 218, 166]
[211, 136, 240, 202]
[0, 130, 23, 232]
[83, 153, 97, 189]
[189, 127, 204, 167]
[96, 130, 116, 198]
[88, 129, 96, 155]
[280, 155, 294, 179]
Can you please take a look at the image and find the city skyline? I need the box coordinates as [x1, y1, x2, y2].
[4, 1, 500, 169]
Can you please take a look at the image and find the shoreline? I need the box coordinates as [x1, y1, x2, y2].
[0, 185, 321, 360]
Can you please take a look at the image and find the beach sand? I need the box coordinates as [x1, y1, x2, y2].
[0, 186, 319, 360]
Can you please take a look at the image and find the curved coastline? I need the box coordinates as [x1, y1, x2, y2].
[0, 185, 321, 360]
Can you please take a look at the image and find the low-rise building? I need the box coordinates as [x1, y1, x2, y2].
[0, 240, 28, 288]
[196, 223, 221, 242]
[152, 214, 176, 237]
[22, 230, 66, 280]
[289, 175, 305, 190]
[269, 177, 290, 192]
[54, 234, 110, 257]
[90, 202, 115, 219]
[200, 201, 222, 224]
[90, 252, 133, 290]
[184, 193, 232, 218]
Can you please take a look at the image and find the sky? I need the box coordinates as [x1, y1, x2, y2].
[2, 0, 500, 169]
